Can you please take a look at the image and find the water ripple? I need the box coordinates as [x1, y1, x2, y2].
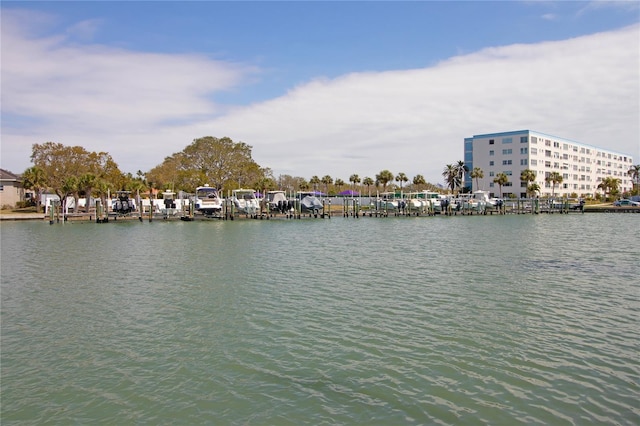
[1, 216, 639, 424]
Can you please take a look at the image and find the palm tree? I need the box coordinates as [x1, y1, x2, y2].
[375, 170, 394, 192]
[78, 173, 99, 213]
[21, 166, 47, 212]
[456, 160, 469, 193]
[493, 173, 509, 198]
[470, 167, 484, 191]
[61, 175, 80, 213]
[545, 172, 563, 197]
[349, 174, 361, 194]
[395, 172, 408, 191]
[321, 175, 333, 195]
[309, 175, 320, 193]
[412, 174, 426, 190]
[527, 183, 541, 197]
[597, 176, 621, 200]
[362, 177, 374, 197]
[628, 164, 640, 194]
[442, 164, 459, 193]
[520, 169, 537, 197]
[334, 178, 345, 194]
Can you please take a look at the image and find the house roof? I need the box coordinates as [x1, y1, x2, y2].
[0, 168, 20, 182]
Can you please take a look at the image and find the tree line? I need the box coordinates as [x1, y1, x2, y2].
[20, 137, 640, 212]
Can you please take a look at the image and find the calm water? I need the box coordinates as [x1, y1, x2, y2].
[1, 214, 639, 425]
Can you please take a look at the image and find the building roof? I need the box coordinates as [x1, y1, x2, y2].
[0, 168, 20, 182]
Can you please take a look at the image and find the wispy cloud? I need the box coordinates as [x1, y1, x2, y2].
[2, 9, 638, 185]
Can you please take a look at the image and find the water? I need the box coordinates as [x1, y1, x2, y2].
[1, 214, 639, 425]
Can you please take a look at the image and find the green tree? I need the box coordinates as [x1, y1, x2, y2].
[309, 176, 320, 192]
[470, 167, 484, 191]
[412, 174, 426, 190]
[545, 172, 563, 197]
[21, 166, 47, 212]
[493, 173, 509, 198]
[362, 177, 374, 197]
[442, 164, 459, 193]
[456, 161, 469, 193]
[527, 183, 541, 197]
[147, 136, 264, 193]
[597, 176, 621, 200]
[395, 172, 408, 191]
[520, 169, 537, 197]
[334, 178, 345, 194]
[321, 175, 333, 195]
[31, 142, 122, 211]
[376, 170, 394, 192]
[628, 164, 640, 195]
[349, 174, 361, 193]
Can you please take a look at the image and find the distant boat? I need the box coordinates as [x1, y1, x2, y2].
[372, 192, 399, 211]
[298, 191, 323, 214]
[195, 185, 223, 217]
[232, 189, 260, 216]
[265, 190, 292, 214]
[419, 190, 443, 212]
[161, 189, 178, 217]
[112, 191, 136, 215]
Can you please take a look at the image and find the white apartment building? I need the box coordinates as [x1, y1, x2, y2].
[464, 130, 635, 198]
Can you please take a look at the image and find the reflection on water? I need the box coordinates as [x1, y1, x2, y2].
[1, 214, 639, 424]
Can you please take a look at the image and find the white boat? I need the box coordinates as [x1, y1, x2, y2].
[265, 190, 292, 213]
[469, 190, 502, 210]
[232, 189, 260, 216]
[160, 189, 179, 217]
[420, 191, 443, 212]
[372, 192, 399, 211]
[195, 185, 223, 216]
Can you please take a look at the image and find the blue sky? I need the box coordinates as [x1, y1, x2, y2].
[2, 1, 639, 184]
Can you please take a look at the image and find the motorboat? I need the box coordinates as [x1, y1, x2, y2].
[372, 192, 399, 212]
[265, 190, 292, 214]
[469, 190, 502, 210]
[112, 191, 136, 215]
[298, 191, 324, 214]
[195, 185, 223, 216]
[420, 191, 443, 212]
[232, 189, 260, 216]
[161, 189, 178, 217]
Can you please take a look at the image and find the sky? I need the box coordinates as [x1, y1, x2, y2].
[2, 1, 639, 185]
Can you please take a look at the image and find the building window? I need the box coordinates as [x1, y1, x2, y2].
[489, 150, 494, 156]
[531, 159, 537, 166]
[531, 148, 537, 155]
[489, 139, 494, 145]
[520, 147, 528, 154]
[489, 161, 494, 166]
[502, 160, 512, 165]
[520, 136, 528, 143]
[520, 159, 528, 166]
[531, 136, 537, 144]
[502, 137, 512, 144]
[489, 171, 494, 177]
[502, 149, 512, 155]
[489, 182, 494, 187]
[504, 171, 512, 176]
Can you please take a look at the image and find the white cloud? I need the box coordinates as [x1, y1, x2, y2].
[2, 8, 638, 187]
[207, 25, 640, 183]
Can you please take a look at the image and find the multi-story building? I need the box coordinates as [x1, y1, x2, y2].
[464, 130, 635, 198]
